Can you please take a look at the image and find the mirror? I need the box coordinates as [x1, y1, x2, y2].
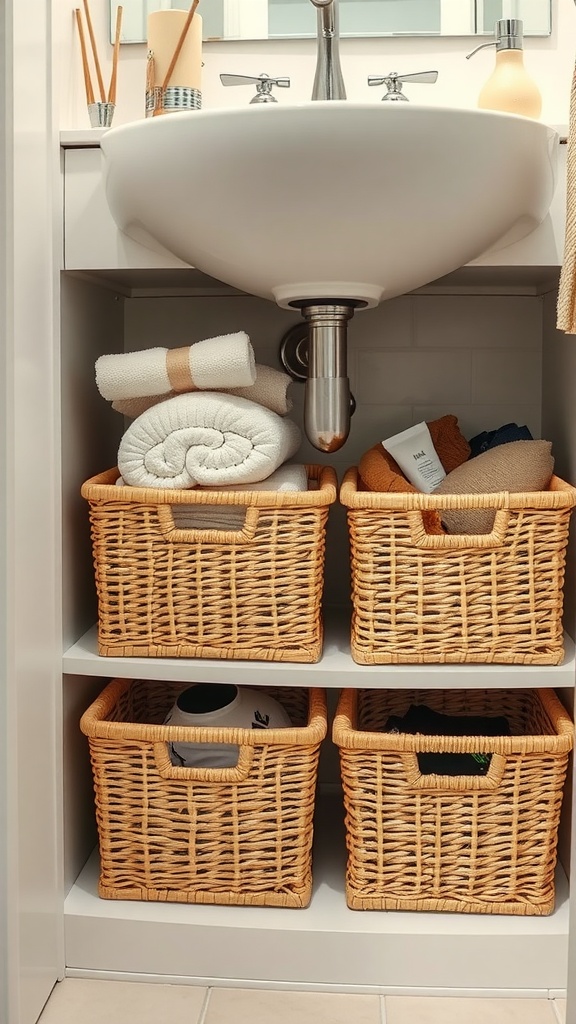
[111, 1, 552, 45]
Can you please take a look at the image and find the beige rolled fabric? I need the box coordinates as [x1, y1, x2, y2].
[111, 363, 293, 418]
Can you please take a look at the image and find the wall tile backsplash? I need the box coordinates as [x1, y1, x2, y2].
[124, 290, 546, 606]
[413, 295, 543, 349]
[357, 349, 473, 406]
[472, 348, 543, 406]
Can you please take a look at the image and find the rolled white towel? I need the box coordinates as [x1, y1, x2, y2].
[118, 392, 302, 490]
[96, 332, 255, 402]
[111, 363, 294, 419]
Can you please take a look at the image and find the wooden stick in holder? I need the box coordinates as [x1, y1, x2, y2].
[74, 8, 95, 106]
[108, 5, 123, 105]
[82, 0, 107, 102]
[160, 0, 200, 93]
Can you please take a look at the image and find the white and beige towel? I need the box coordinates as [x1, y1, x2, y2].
[96, 332, 255, 401]
[117, 392, 301, 490]
[112, 363, 294, 419]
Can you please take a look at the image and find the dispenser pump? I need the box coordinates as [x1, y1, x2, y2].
[466, 19, 542, 119]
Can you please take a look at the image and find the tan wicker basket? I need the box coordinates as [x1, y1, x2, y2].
[81, 466, 337, 661]
[340, 468, 576, 664]
[80, 679, 327, 906]
[333, 687, 573, 915]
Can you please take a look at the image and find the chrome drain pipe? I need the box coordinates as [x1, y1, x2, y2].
[299, 302, 357, 452]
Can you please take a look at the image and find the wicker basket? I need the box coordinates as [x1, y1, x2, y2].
[80, 679, 327, 906]
[81, 466, 337, 661]
[340, 468, 576, 665]
[333, 687, 573, 915]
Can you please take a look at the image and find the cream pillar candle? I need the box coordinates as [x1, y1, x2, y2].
[147, 9, 202, 114]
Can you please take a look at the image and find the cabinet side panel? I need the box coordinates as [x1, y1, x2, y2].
[542, 286, 576, 886]
[61, 274, 125, 649]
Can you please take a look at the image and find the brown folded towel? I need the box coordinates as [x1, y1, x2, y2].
[358, 415, 471, 535]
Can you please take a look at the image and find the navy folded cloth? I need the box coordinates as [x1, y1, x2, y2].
[468, 422, 532, 459]
[384, 704, 511, 776]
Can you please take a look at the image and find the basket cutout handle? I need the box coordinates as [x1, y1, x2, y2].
[155, 504, 260, 545]
[153, 741, 256, 782]
[406, 509, 511, 550]
[400, 751, 507, 791]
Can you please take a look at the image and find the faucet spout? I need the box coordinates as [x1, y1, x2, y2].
[310, 0, 346, 101]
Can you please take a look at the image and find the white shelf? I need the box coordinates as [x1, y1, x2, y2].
[64, 791, 569, 994]
[60, 128, 108, 147]
[62, 613, 576, 688]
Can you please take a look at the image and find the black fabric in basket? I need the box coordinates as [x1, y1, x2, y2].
[384, 704, 511, 776]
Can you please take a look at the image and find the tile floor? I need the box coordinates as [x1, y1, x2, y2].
[36, 979, 567, 1024]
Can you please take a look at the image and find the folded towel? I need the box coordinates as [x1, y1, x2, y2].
[96, 332, 256, 401]
[202, 463, 308, 493]
[111, 364, 293, 419]
[358, 415, 471, 535]
[225, 364, 293, 416]
[115, 462, 309, 493]
[117, 392, 302, 490]
[168, 464, 310, 531]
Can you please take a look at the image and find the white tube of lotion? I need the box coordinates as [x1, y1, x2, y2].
[381, 422, 446, 493]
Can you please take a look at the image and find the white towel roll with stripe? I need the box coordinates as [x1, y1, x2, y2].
[95, 332, 256, 401]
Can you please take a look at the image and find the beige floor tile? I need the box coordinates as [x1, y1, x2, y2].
[204, 987, 382, 1024]
[385, 997, 557, 1024]
[37, 978, 208, 1024]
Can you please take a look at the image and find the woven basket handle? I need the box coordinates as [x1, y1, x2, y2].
[152, 742, 256, 781]
[400, 751, 507, 790]
[155, 505, 260, 544]
[407, 509, 511, 549]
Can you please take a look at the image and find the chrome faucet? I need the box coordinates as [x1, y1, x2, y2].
[310, 0, 346, 101]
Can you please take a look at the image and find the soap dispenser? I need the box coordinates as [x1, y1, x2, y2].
[466, 19, 542, 119]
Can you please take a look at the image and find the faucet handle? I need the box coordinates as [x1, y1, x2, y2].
[219, 73, 291, 104]
[368, 70, 439, 102]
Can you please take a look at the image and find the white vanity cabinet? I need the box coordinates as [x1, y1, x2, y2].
[55, 133, 576, 1000]
[4, 0, 576, 1016]
[62, 134, 568, 275]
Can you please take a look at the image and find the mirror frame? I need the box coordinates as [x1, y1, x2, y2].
[110, 1, 552, 45]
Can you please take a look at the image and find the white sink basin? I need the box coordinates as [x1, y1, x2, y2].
[101, 103, 557, 308]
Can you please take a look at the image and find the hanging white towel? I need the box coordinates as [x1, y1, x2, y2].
[117, 392, 301, 490]
[557, 56, 576, 332]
